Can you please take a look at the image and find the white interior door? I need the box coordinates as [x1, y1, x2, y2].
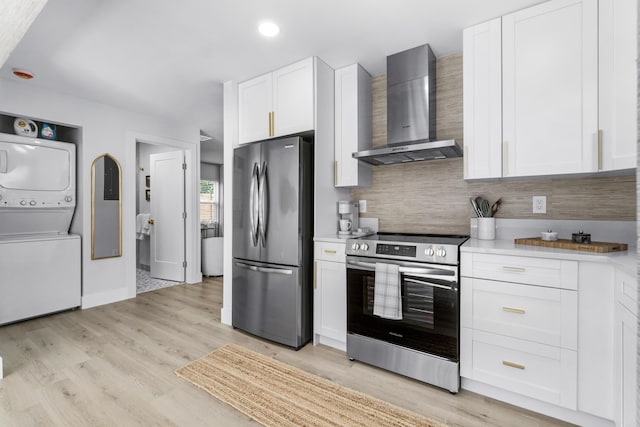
[150, 150, 185, 282]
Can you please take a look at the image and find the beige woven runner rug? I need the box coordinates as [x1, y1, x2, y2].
[176, 343, 448, 427]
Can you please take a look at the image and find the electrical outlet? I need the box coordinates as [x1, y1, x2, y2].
[532, 196, 547, 214]
[359, 200, 367, 213]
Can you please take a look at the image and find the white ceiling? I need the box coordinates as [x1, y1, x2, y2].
[1, 0, 544, 149]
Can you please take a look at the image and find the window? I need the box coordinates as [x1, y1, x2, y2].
[200, 179, 218, 223]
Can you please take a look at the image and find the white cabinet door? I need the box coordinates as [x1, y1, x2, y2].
[599, 0, 638, 171]
[615, 305, 638, 427]
[577, 262, 614, 419]
[238, 73, 272, 144]
[463, 18, 503, 180]
[272, 57, 314, 137]
[502, 0, 598, 177]
[314, 259, 347, 348]
[334, 63, 372, 187]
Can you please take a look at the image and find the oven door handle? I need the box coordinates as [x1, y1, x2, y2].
[404, 277, 456, 291]
[346, 259, 455, 277]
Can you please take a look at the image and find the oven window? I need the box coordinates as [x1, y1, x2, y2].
[403, 275, 434, 328]
[362, 274, 434, 329]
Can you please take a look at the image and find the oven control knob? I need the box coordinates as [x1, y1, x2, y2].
[352, 243, 360, 250]
[29, 200, 36, 206]
[361, 243, 369, 251]
[424, 247, 435, 257]
[20, 200, 26, 206]
[436, 247, 447, 257]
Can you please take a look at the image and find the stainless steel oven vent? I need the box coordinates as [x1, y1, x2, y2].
[352, 44, 463, 166]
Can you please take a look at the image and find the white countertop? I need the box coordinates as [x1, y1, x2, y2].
[462, 238, 637, 276]
[314, 234, 349, 244]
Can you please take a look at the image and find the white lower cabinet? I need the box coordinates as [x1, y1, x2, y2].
[313, 241, 346, 351]
[614, 268, 638, 427]
[462, 251, 628, 425]
[466, 329, 577, 409]
[577, 262, 614, 420]
[460, 255, 578, 410]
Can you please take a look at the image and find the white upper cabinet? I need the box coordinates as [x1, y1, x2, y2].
[238, 57, 314, 144]
[238, 73, 272, 143]
[334, 63, 372, 187]
[599, 0, 638, 171]
[502, 0, 598, 177]
[464, 0, 634, 180]
[463, 18, 503, 180]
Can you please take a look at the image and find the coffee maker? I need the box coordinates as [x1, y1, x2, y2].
[338, 201, 359, 236]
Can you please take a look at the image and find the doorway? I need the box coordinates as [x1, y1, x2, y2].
[136, 142, 185, 293]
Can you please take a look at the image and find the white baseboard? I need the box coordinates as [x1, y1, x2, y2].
[461, 378, 614, 427]
[82, 287, 132, 309]
[314, 335, 347, 352]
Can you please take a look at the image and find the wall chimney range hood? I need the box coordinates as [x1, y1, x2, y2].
[353, 44, 463, 166]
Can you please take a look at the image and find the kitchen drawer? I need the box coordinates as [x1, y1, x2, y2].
[468, 330, 577, 410]
[464, 253, 577, 290]
[314, 241, 346, 263]
[615, 268, 637, 316]
[466, 278, 577, 350]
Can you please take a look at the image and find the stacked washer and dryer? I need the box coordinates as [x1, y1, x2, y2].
[0, 133, 81, 325]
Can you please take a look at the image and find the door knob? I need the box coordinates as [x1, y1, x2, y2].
[148, 219, 155, 225]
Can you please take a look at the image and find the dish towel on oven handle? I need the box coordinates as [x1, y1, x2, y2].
[373, 262, 402, 320]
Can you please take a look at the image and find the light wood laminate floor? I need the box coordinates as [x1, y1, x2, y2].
[0, 277, 573, 426]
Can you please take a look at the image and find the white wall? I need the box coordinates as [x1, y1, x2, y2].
[221, 80, 238, 325]
[0, 77, 201, 308]
[201, 140, 223, 164]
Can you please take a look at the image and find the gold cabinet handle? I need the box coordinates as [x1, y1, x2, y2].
[268, 111, 275, 137]
[503, 266, 525, 273]
[597, 129, 603, 171]
[323, 249, 337, 254]
[463, 145, 468, 178]
[503, 360, 525, 370]
[313, 261, 317, 289]
[502, 141, 508, 176]
[503, 307, 526, 315]
[148, 219, 155, 225]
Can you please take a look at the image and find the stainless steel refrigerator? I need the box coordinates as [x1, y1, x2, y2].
[232, 136, 313, 349]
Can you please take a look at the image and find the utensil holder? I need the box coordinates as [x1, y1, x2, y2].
[477, 218, 496, 240]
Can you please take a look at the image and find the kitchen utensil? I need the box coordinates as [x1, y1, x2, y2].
[475, 197, 491, 217]
[540, 229, 558, 241]
[480, 199, 491, 218]
[491, 198, 502, 217]
[571, 230, 591, 244]
[470, 197, 482, 217]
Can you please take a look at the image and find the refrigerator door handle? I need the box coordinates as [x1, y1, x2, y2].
[234, 261, 293, 275]
[250, 162, 259, 247]
[258, 161, 268, 248]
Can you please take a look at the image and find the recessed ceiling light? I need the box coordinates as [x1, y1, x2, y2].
[258, 22, 280, 37]
[12, 68, 34, 79]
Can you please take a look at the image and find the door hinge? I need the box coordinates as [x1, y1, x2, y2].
[182, 261, 187, 268]
[182, 163, 187, 170]
[182, 212, 187, 219]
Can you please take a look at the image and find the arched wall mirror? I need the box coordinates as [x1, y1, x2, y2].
[91, 153, 122, 259]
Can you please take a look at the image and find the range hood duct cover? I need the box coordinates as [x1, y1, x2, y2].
[353, 43, 463, 166]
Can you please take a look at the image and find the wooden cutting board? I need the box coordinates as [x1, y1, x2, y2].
[514, 237, 628, 253]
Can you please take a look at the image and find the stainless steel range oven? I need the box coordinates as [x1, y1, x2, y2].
[345, 233, 469, 393]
